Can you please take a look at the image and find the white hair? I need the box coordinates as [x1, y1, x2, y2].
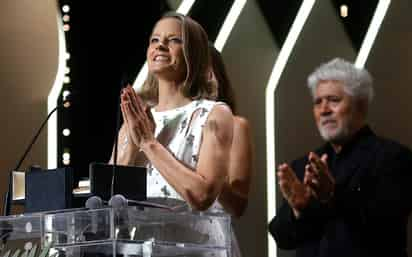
[307, 58, 374, 105]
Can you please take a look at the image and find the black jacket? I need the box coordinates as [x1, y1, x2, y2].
[269, 126, 412, 257]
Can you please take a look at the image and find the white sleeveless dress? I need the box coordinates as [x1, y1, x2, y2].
[147, 99, 241, 257]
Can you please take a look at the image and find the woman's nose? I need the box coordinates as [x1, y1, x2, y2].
[156, 40, 167, 50]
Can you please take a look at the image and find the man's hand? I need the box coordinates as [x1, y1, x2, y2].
[277, 164, 312, 217]
[304, 152, 335, 203]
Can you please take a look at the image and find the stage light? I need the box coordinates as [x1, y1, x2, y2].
[63, 90, 71, 108]
[63, 152, 70, 161]
[63, 24, 70, 31]
[340, 4, 348, 18]
[62, 5, 70, 13]
[63, 159, 70, 165]
[62, 129, 71, 137]
[62, 90, 71, 99]
[65, 67, 70, 74]
[63, 15, 70, 22]
[65, 52, 70, 60]
[63, 76, 70, 84]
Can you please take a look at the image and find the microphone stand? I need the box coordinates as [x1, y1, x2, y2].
[111, 83, 126, 198]
[3, 100, 70, 216]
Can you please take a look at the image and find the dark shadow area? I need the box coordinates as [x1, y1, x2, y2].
[56, 1, 171, 183]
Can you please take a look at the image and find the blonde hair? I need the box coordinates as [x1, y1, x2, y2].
[139, 12, 216, 104]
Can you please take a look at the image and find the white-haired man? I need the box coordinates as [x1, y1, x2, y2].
[269, 58, 412, 257]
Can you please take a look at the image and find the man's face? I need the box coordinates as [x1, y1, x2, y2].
[313, 80, 363, 144]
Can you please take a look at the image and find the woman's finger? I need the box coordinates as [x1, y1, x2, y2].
[121, 102, 135, 142]
[127, 86, 146, 117]
[123, 102, 144, 144]
[121, 102, 131, 125]
[122, 88, 139, 117]
[124, 101, 140, 127]
[125, 94, 141, 120]
[120, 102, 129, 123]
[136, 93, 151, 121]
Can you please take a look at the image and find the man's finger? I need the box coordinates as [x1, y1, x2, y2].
[304, 168, 316, 184]
[321, 153, 328, 163]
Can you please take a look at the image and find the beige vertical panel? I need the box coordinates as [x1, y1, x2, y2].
[220, 1, 278, 257]
[365, 1, 412, 256]
[0, 1, 59, 213]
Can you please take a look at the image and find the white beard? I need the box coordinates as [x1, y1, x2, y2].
[318, 118, 352, 144]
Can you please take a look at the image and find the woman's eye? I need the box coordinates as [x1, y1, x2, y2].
[170, 37, 182, 43]
[150, 37, 159, 43]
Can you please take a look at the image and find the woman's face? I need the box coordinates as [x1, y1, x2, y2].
[147, 18, 186, 81]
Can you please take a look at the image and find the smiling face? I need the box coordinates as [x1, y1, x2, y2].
[147, 17, 187, 82]
[313, 80, 365, 145]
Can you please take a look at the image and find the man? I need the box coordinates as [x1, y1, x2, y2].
[269, 58, 412, 257]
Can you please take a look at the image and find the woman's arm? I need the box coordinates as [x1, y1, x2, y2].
[141, 104, 234, 210]
[108, 125, 147, 166]
[218, 116, 253, 217]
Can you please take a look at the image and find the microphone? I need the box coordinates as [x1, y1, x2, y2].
[108, 194, 176, 211]
[107, 194, 130, 239]
[3, 94, 74, 216]
[85, 196, 107, 209]
[107, 195, 183, 240]
[108, 194, 128, 209]
[84, 196, 109, 239]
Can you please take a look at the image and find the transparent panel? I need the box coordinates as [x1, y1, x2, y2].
[41, 206, 231, 256]
[52, 240, 229, 257]
[0, 213, 42, 254]
[43, 208, 112, 246]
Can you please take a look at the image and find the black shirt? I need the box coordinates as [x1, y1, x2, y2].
[269, 126, 412, 257]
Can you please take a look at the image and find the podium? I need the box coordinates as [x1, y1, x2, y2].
[0, 206, 231, 257]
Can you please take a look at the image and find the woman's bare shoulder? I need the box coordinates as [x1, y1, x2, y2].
[233, 115, 251, 134]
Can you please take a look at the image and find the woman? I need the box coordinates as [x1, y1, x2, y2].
[111, 14, 237, 256]
[112, 12, 233, 212]
[208, 44, 254, 218]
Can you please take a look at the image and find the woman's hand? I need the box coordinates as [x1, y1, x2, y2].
[120, 85, 155, 149]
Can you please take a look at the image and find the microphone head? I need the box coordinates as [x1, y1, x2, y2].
[85, 196, 104, 209]
[108, 194, 128, 209]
